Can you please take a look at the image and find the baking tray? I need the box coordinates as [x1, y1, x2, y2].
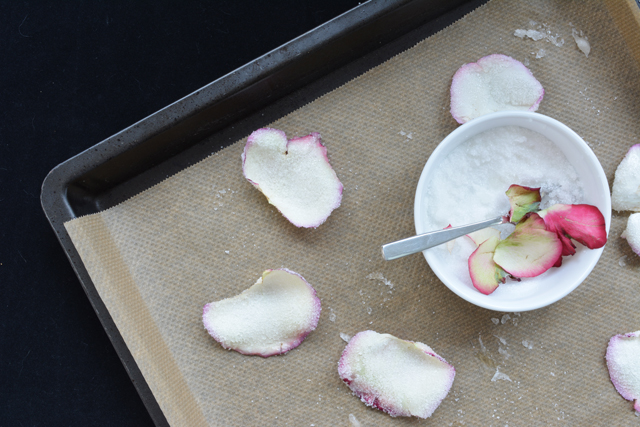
[40, 1, 487, 424]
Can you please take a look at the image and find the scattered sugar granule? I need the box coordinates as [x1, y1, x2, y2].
[501, 314, 511, 324]
[348, 414, 361, 427]
[572, 28, 590, 57]
[224, 250, 230, 255]
[495, 335, 507, 345]
[535, 48, 546, 59]
[491, 318, 500, 325]
[399, 131, 413, 140]
[366, 272, 394, 290]
[329, 308, 337, 322]
[479, 335, 487, 352]
[619, 255, 628, 267]
[514, 25, 564, 47]
[423, 126, 584, 292]
[498, 346, 510, 358]
[514, 28, 545, 41]
[491, 367, 513, 382]
[522, 340, 534, 349]
[340, 333, 352, 343]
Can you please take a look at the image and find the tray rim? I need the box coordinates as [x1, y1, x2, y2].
[40, 0, 486, 424]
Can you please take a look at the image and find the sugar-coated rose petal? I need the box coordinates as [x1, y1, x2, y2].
[466, 227, 501, 246]
[606, 331, 640, 413]
[468, 235, 508, 295]
[505, 184, 541, 223]
[202, 269, 321, 357]
[621, 213, 640, 256]
[538, 204, 607, 251]
[612, 144, 640, 212]
[493, 213, 562, 277]
[242, 128, 343, 228]
[450, 54, 544, 124]
[338, 331, 455, 419]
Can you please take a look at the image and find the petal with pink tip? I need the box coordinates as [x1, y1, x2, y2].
[338, 331, 455, 419]
[466, 227, 501, 246]
[621, 213, 640, 256]
[606, 331, 640, 413]
[612, 144, 640, 212]
[493, 213, 562, 277]
[242, 128, 343, 228]
[505, 184, 541, 223]
[538, 204, 607, 250]
[202, 269, 321, 357]
[450, 54, 544, 124]
[468, 235, 508, 295]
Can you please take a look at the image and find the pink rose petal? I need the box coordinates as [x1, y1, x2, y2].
[538, 204, 607, 251]
[493, 213, 562, 277]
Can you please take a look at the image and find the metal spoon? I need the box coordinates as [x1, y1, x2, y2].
[381, 215, 505, 261]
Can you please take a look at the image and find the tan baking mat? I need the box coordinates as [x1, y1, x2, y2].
[65, 0, 640, 425]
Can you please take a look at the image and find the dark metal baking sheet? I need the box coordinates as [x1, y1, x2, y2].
[40, 0, 486, 424]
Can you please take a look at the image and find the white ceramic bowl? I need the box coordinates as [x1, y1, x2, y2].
[414, 111, 611, 312]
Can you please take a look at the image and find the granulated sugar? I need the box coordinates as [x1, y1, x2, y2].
[422, 126, 583, 294]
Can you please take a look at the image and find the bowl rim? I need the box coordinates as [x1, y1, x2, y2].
[414, 111, 611, 312]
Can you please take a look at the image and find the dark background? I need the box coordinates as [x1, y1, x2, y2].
[0, 1, 361, 425]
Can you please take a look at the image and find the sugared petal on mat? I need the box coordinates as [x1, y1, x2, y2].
[242, 128, 343, 228]
[338, 331, 455, 418]
[203, 269, 321, 357]
[612, 144, 640, 212]
[606, 331, 640, 413]
[450, 54, 544, 124]
[621, 213, 640, 256]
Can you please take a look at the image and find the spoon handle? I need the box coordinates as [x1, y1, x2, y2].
[381, 216, 505, 261]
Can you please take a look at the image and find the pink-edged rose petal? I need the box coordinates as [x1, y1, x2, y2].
[338, 331, 455, 419]
[606, 331, 640, 413]
[450, 54, 544, 124]
[203, 268, 321, 357]
[538, 204, 607, 251]
[468, 235, 508, 295]
[466, 227, 501, 246]
[493, 213, 562, 278]
[612, 144, 640, 212]
[505, 184, 541, 223]
[242, 128, 343, 228]
[621, 213, 640, 256]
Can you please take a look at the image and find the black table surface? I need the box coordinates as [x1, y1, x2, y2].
[0, 1, 361, 425]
